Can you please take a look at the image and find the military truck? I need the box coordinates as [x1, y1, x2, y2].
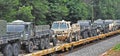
[77, 20, 97, 38]
[51, 20, 80, 43]
[93, 19, 109, 34]
[0, 20, 23, 56]
[104, 20, 117, 31]
[114, 20, 120, 30]
[5, 20, 56, 56]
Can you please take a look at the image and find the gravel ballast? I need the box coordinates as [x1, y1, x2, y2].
[65, 35, 120, 56]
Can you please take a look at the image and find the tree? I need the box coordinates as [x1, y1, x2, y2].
[16, 6, 35, 21]
[66, 0, 89, 23]
[0, 0, 19, 21]
[46, 0, 69, 24]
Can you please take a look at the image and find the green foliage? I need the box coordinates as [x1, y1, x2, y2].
[113, 44, 120, 51]
[0, 0, 19, 21]
[0, 0, 120, 24]
[16, 6, 35, 21]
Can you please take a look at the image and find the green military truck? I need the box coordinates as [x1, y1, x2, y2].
[77, 20, 98, 38]
[104, 20, 117, 31]
[0, 20, 23, 56]
[93, 19, 109, 34]
[0, 20, 56, 56]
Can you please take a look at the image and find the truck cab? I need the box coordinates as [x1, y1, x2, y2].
[93, 19, 109, 34]
[7, 20, 34, 40]
[105, 20, 117, 31]
[114, 20, 120, 30]
[77, 20, 97, 38]
[51, 20, 80, 42]
[77, 20, 91, 31]
[51, 20, 71, 41]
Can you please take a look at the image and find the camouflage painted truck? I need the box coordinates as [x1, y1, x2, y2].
[77, 20, 98, 39]
[104, 20, 117, 31]
[0, 20, 24, 56]
[114, 20, 120, 30]
[51, 20, 80, 43]
[93, 19, 109, 34]
[5, 20, 56, 56]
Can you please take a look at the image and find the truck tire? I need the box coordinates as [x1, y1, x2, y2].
[53, 38, 57, 46]
[38, 38, 45, 50]
[94, 30, 97, 36]
[45, 38, 50, 49]
[83, 31, 88, 38]
[3, 44, 13, 56]
[26, 41, 34, 53]
[13, 43, 20, 56]
[74, 33, 79, 41]
[67, 34, 72, 43]
[88, 31, 93, 37]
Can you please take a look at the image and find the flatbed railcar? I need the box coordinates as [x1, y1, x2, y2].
[24, 29, 120, 56]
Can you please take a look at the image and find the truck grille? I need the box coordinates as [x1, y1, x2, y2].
[56, 31, 63, 34]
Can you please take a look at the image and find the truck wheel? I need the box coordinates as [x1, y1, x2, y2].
[26, 41, 34, 53]
[13, 43, 20, 56]
[83, 31, 88, 38]
[38, 38, 45, 50]
[94, 30, 97, 36]
[89, 31, 93, 37]
[74, 33, 79, 41]
[67, 34, 72, 43]
[53, 38, 57, 46]
[83, 32, 86, 38]
[45, 38, 50, 49]
[3, 44, 13, 56]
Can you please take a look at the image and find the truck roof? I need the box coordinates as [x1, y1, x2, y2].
[105, 20, 113, 22]
[78, 20, 91, 22]
[114, 20, 120, 23]
[8, 20, 32, 25]
[53, 20, 70, 24]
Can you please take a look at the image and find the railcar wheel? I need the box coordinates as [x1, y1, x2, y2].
[13, 43, 20, 56]
[3, 44, 13, 56]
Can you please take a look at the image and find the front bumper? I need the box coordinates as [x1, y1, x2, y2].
[52, 34, 68, 41]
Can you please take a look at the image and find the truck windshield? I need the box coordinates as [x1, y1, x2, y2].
[51, 23, 59, 29]
[51, 22, 68, 29]
[78, 22, 90, 26]
[7, 25, 25, 32]
[60, 23, 68, 29]
[94, 21, 104, 25]
[105, 21, 113, 24]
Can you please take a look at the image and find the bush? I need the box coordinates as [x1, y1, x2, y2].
[113, 44, 120, 51]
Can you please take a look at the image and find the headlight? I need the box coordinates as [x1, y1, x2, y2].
[21, 34, 23, 37]
[52, 35, 55, 37]
[63, 31, 68, 33]
[25, 34, 29, 37]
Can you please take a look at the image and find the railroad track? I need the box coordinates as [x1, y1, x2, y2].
[22, 30, 120, 56]
[52, 34, 119, 56]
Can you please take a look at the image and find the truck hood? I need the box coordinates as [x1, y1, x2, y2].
[51, 29, 68, 34]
